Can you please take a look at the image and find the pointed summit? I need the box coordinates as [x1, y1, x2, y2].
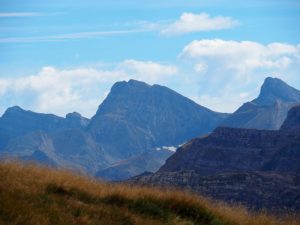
[88, 79, 228, 162]
[253, 77, 300, 105]
[222, 77, 300, 130]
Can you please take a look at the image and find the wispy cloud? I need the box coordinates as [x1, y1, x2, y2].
[161, 12, 239, 36]
[0, 12, 239, 43]
[0, 12, 44, 17]
[0, 29, 151, 43]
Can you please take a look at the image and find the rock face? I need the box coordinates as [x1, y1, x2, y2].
[222, 77, 300, 130]
[0, 79, 227, 180]
[129, 105, 300, 210]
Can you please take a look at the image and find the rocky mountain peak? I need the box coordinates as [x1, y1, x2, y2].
[253, 77, 300, 105]
[87, 79, 228, 161]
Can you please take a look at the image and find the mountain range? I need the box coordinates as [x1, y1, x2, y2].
[0, 79, 227, 179]
[129, 105, 300, 210]
[1, 77, 299, 182]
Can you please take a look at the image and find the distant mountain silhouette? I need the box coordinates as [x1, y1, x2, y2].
[2, 78, 299, 182]
[222, 77, 300, 130]
[130, 105, 300, 210]
[0, 79, 227, 180]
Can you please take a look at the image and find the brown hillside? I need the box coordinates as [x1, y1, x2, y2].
[0, 162, 298, 225]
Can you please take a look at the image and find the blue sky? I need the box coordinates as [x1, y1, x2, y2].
[0, 0, 300, 117]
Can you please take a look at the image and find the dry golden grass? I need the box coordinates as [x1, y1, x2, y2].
[0, 162, 299, 225]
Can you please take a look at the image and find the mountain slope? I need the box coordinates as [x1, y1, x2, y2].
[1, 162, 298, 225]
[222, 77, 300, 130]
[130, 105, 300, 210]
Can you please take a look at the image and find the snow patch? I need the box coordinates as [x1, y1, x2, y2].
[156, 146, 177, 152]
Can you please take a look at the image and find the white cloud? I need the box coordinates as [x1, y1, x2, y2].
[182, 39, 299, 71]
[161, 13, 239, 36]
[192, 92, 255, 113]
[118, 60, 177, 83]
[181, 39, 300, 112]
[0, 80, 9, 95]
[0, 60, 177, 117]
[194, 63, 207, 73]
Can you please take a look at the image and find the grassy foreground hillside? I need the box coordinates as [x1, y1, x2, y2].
[0, 162, 298, 225]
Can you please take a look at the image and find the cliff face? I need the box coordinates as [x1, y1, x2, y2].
[159, 126, 300, 175]
[130, 105, 300, 210]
